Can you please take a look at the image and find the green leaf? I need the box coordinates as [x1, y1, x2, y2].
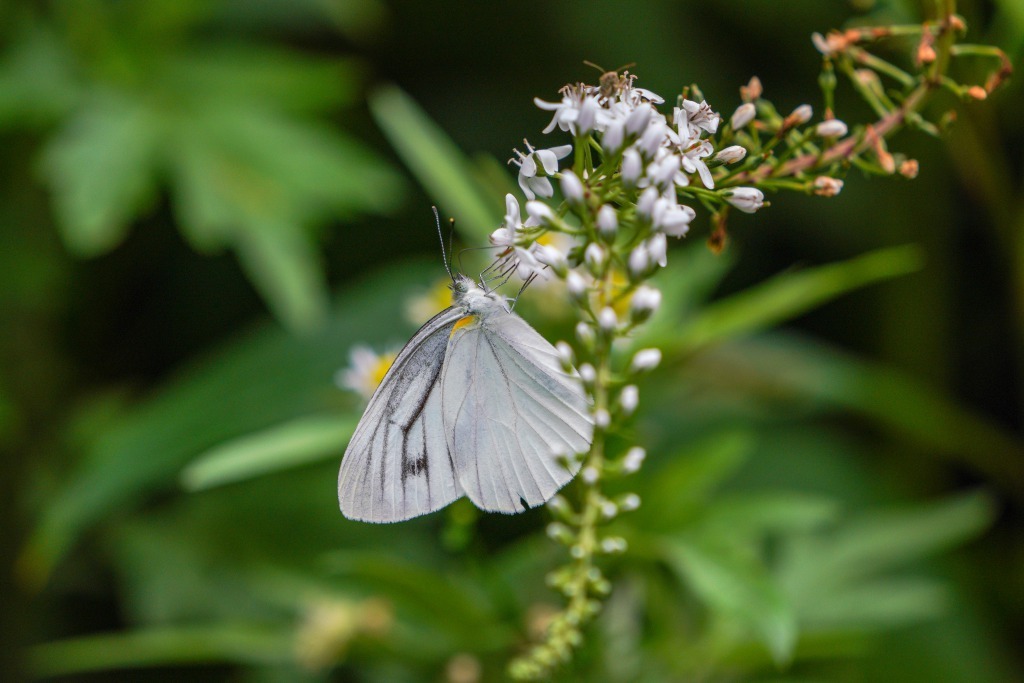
[663, 245, 924, 355]
[0, 27, 81, 125]
[235, 222, 329, 333]
[40, 93, 162, 255]
[696, 334, 1024, 490]
[29, 624, 293, 677]
[663, 538, 798, 665]
[698, 492, 841, 537]
[181, 414, 357, 491]
[369, 84, 501, 243]
[19, 261, 436, 587]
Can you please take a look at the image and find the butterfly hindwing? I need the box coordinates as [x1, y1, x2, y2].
[338, 308, 464, 522]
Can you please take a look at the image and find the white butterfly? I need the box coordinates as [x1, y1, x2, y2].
[338, 274, 593, 522]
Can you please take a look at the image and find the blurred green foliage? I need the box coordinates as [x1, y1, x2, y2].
[2, 0, 1023, 682]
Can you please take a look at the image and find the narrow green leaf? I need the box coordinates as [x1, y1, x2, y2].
[40, 94, 162, 255]
[696, 334, 1024, 490]
[369, 85, 500, 243]
[664, 538, 797, 665]
[29, 624, 292, 677]
[236, 222, 329, 333]
[665, 245, 924, 355]
[181, 414, 357, 491]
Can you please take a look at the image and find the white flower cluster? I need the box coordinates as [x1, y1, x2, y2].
[491, 74, 764, 281]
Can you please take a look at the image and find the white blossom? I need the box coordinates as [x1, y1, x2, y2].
[597, 204, 618, 238]
[534, 243, 568, 276]
[675, 99, 720, 140]
[730, 102, 756, 129]
[560, 170, 585, 204]
[594, 408, 611, 430]
[511, 142, 572, 199]
[621, 148, 643, 186]
[724, 186, 765, 213]
[628, 243, 651, 278]
[715, 145, 747, 164]
[646, 232, 668, 268]
[566, 270, 587, 297]
[816, 118, 848, 137]
[598, 306, 618, 333]
[619, 385, 639, 416]
[625, 103, 654, 136]
[813, 176, 844, 197]
[630, 285, 662, 320]
[622, 446, 646, 473]
[630, 348, 662, 372]
[336, 345, 397, 401]
[584, 242, 607, 273]
[602, 119, 625, 153]
[789, 104, 813, 124]
[681, 138, 715, 188]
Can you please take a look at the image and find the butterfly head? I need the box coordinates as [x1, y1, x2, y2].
[451, 274, 509, 317]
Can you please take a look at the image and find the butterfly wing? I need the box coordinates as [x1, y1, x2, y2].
[338, 307, 464, 522]
[441, 312, 593, 513]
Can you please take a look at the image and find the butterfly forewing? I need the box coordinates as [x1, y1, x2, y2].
[338, 307, 464, 522]
[441, 312, 593, 513]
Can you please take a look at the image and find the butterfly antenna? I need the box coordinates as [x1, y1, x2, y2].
[433, 206, 454, 282]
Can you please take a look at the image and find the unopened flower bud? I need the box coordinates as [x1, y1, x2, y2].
[628, 244, 651, 279]
[630, 285, 661, 322]
[621, 148, 643, 187]
[602, 120, 625, 154]
[636, 187, 659, 221]
[724, 187, 765, 213]
[600, 537, 627, 554]
[576, 96, 599, 135]
[639, 123, 665, 158]
[598, 306, 618, 334]
[555, 341, 575, 370]
[967, 85, 987, 101]
[625, 103, 652, 136]
[618, 385, 639, 416]
[647, 233, 668, 268]
[597, 204, 618, 239]
[525, 200, 554, 225]
[816, 119, 848, 137]
[534, 244, 567, 276]
[594, 408, 611, 429]
[622, 446, 646, 473]
[566, 270, 587, 298]
[618, 493, 641, 511]
[899, 159, 919, 179]
[789, 104, 813, 124]
[560, 171, 585, 205]
[546, 522, 574, 544]
[600, 500, 618, 519]
[584, 242, 607, 275]
[581, 465, 599, 484]
[730, 102, 756, 129]
[578, 362, 597, 385]
[715, 145, 747, 164]
[812, 176, 844, 197]
[630, 348, 662, 373]
[576, 321, 595, 348]
[740, 75, 763, 101]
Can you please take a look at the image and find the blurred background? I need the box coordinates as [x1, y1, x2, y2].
[2, 0, 1023, 681]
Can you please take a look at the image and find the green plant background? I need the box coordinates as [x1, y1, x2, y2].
[1, 0, 1022, 680]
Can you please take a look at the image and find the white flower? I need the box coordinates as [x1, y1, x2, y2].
[730, 102, 756, 129]
[602, 119, 625, 153]
[653, 199, 695, 237]
[576, 95, 601, 135]
[813, 176, 844, 197]
[597, 204, 618, 238]
[560, 170, 585, 204]
[619, 493, 641, 511]
[578, 363, 597, 384]
[619, 385, 638, 416]
[625, 103, 654, 136]
[556, 340, 575, 368]
[533, 243, 568, 276]
[646, 232, 668, 267]
[630, 285, 662, 321]
[675, 99, 721, 141]
[511, 142, 572, 199]
[598, 306, 618, 333]
[621, 446, 646, 473]
[584, 242, 607, 273]
[621, 148, 643, 186]
[566, 270, 587, 297]
[816, 119, 848, 137]
[788, 104, 813, 125]
[647, 152, 682, 190]
[336, 345, 398, 401]
[628, 243, 650, 278]
[715, 145, 747, 164]
[681, 138, 715, 189]
[725, 186, 765, 213]
[630, 348, 662, 373]
[638, 118, 670, 158]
